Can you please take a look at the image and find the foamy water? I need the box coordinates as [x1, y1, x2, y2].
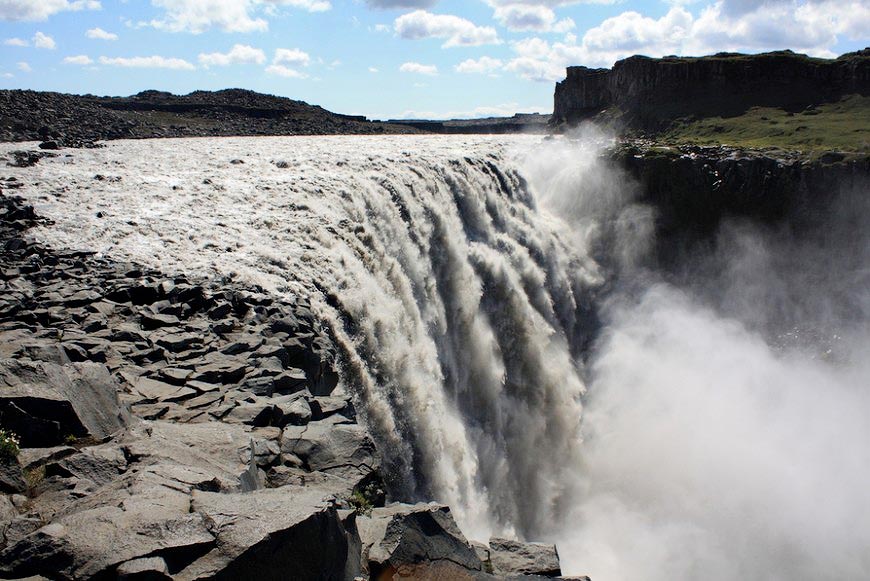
[4, 135, 869, 580]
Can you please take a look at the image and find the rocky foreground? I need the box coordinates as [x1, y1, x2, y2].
[0, 154, 578, 579]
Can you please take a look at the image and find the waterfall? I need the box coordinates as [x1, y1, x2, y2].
[11, 134, 870, 580]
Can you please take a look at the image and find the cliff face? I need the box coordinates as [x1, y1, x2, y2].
[553, 49, 870, 130]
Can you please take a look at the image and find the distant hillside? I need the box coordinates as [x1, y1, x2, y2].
[553, 49, 870, 151]
[385, 113, 551, 134]
[0, 88, 418, 144]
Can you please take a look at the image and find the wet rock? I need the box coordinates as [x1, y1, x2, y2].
[488, 537, 562, 578]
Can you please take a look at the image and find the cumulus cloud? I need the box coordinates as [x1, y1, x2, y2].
[492, 4, 574, 33]
[265, 64, 307, 77]
[3, 37, 27, 46]
[395, 10, 500, 47]
[63, 54, 94, 65]
[365, 0, 437, 8]
[501, 1, 864, 83]
[198, 44, 266, 67]
[16, 61, 31, 72]
[149, 0, 267, 33]
[265, 47, 311, 78]
[399, 61, 438, 75]
[98, 55, 196, 69]
[263, 0, 331, 11]
[455, 55, 503, 74]
[33, 31, 56, 49]
[273, 47, 311, 67]
[146, 0, 331, 34]
[86, 27, 118, 40]
[0, 0, 100, 21]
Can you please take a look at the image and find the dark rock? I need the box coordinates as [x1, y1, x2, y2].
[116, 556, 172, 580]
[356, 503, 483, 578]
[179, 486, 361, 580]
[38, 141, 60, 150]
[140, 312, 180, 330]
[0, 457, 26, 494]
[0, 360, 128, 447]
[488, 537, 562, 578]
[281, 420, 378, 483]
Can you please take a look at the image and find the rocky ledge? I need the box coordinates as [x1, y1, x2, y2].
[0, 162, 574, 579]
[606, 141, 870, 267]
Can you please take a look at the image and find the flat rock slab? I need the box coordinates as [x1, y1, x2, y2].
[177, 485, 359, 580]
[488, 537, 562, 578]
[356, 503, 483, 577]
[0, 359, 128, 447]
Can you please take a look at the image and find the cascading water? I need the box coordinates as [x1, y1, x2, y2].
[8, 134, 870, 580]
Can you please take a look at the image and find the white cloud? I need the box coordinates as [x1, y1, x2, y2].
[265, 47, 310, 78]
[501, 1, 866, 84]
[264, 0, 331, 11]
[273, 47, 311, 67]
[0, 0, 100, 21]
[33, 31, 56, 49]
[198, 44, 266, 67]
[16, 61, 31, 72]
[366, 0, 437, 8]
[98, 55, 196, 69]
[149, 0, 267, 33]
[1, 73, 13, 78]
[3, 37, 27, 46]
[369, 66, 379, 73]
[399, 61, 438, 75]
[86, 27, 118, 40]
[147, 0, 331, 34]
[492, 4, 574, 32]
[266, 64, 308, 77]
[64, 54, 94, 65]
[455, 55, 503, 74]
[395, 10, 500, 47]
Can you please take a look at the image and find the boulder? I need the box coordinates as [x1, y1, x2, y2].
[116, 556, 172, 580]
[488, 538, 562, 578]
[356, 503, 483, 578]
[0, 359, 129, 447]
[176, 485, 361, 580]
[281, 420, 378, 483]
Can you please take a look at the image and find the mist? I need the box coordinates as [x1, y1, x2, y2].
[525, 132, 870, 580]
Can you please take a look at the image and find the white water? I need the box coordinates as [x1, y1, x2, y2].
[4, 135, 869, 579]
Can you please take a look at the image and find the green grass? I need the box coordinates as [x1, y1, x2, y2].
[658, 94, 870, 152]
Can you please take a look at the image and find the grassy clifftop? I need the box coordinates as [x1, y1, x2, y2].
[657, 94, 870, 152]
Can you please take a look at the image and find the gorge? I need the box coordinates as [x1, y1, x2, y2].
[0, 128, 867, 579]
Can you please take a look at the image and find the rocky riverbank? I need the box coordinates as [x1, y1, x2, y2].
[0, 89, 417, 147]
[0, 159, 573, 579]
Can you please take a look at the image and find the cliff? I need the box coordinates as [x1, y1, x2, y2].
[553, 49, 870, 132]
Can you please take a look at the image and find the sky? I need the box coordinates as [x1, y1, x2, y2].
[1, 0, 868, 120]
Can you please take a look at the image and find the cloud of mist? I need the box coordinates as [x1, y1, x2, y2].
[524, 134, 870, 580]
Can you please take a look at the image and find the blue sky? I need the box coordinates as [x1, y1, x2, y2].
[1, 0, 868, 119]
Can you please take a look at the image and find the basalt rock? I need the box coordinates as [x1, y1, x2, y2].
[553, 49, 870, 130]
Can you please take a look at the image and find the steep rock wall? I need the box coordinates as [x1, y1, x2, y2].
[553, 49, 870, 129]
